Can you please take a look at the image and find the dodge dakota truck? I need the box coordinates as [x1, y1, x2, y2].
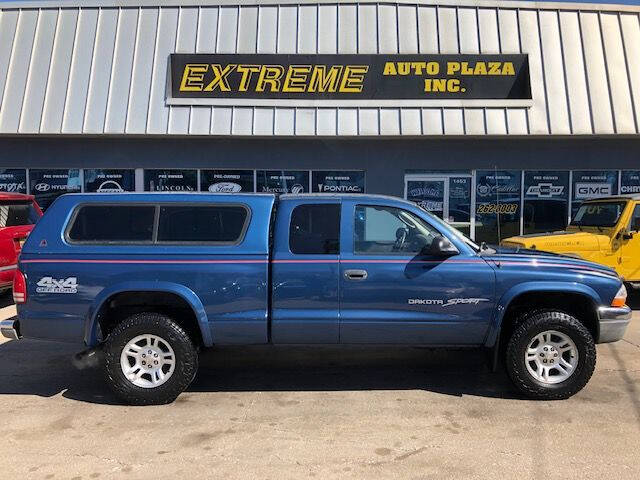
[1, 193, 631, 405]
[502, 196, 640, 285]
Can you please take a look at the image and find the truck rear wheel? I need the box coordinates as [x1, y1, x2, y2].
[103, 312, 198, 405]
[505, 310, 596, 400]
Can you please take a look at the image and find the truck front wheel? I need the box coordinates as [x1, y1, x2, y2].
[103, 312, 198, 405]
[505, 310, 596, 400]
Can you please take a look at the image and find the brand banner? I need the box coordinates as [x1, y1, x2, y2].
[84, 169, 135, 192]
[312, 171, 364, 193]
[144, 169, 197, 192]
[0, 169, 27, 193]
[571, 170, 618, 216]
[29, 169, 81, 210]
[201, 170, 254, 193]
[169, 54, 531, 106]
[257, 170, 309, 194]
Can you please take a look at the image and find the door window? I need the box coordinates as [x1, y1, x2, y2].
[354, 205, 439, 255]
[289, 204, 340, 254]
[629, 204, 640, 232]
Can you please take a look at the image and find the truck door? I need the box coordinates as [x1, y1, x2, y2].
[339, 200, 495, 345]
[271, 199, 341, 343]
[616, 203, 640, 282]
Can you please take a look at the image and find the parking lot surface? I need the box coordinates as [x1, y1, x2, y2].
[0, 298, 639, 480]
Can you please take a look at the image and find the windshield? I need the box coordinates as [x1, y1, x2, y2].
[571, 201, 626, 228]
[415, 203, 481, 252]
[0, 201, 40, 227]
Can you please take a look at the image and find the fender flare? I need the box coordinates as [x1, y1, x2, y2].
[83, 281, 212, 347]
[484, 281, 602, 348]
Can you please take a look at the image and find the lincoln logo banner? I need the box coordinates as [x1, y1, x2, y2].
[168, 54, 531, 107]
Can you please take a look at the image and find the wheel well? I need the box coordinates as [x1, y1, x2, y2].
[499, 291, 599, 352]
[95, 291, 204, 347]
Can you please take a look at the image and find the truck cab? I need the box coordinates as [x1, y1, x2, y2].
[2, 192, 631, 405]
[502, 196, 640, 284]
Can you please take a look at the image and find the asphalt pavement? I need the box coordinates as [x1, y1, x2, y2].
[0, 295, 639, 479]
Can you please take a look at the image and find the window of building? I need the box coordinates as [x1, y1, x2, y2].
[475, 170, 522, 244]
[67, 205, 155, 243]
[256, 170, 309, 194]
[29, 169, 81, 211]
[523, 171, 569, 234]
[0, 169, 27, 194]
[84, 169, 135, 192]
[157, 205, 248, 243]
[144, 169, 197, 192]
[354, 205, 439, 255]
[311, 171, 365, 193]
[571, 170, 619, 219]
[201, 170, 255, 193]
[289, 204, 340, 254]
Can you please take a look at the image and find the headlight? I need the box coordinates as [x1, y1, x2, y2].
[611, 284, 627, 307]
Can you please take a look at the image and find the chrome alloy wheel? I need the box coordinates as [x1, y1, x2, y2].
[120, 334, 176, 388]
[525, 330, 579, 384]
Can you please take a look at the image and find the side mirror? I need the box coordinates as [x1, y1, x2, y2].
[421, 235, 459, 257]
[622, 229, 635, 240]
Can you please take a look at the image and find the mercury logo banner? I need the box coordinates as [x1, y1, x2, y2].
[169, 53, 531, 104]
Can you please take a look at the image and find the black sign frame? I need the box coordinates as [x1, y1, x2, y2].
[169, 54, 531, 106]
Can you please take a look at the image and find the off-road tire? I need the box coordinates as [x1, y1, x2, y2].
[506, 310, 596, 400]
[103, 312, 198, 405]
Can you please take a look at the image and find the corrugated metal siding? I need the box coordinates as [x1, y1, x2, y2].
[0, 1, 638, 136]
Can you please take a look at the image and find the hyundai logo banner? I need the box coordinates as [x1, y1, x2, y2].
[29, 169, 81, 210]
[169, 53, 531, 105]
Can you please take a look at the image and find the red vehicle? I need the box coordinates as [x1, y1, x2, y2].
[0, 193, 42, 292]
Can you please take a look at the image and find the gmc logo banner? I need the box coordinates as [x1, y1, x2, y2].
[168, 54, 531, 106]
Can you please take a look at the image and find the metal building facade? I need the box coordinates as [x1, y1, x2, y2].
[0, 0, 639, 136]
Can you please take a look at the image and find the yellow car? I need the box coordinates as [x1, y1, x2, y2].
[502, 196, 640, 284]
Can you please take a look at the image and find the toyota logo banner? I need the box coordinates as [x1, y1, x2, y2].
[0, 169, 27, 193]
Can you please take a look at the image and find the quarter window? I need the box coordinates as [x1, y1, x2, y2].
[68, 206, 155, 242]
[354, 205, 439, 255]
[289, 204, 340, 255]
[157, 205, 248, 243]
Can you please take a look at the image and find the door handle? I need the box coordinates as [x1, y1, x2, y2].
[344, 269, 368, 280]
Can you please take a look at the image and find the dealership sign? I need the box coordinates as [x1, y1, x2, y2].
[0, 169, 26, 193]
[169, 54, 531, 106]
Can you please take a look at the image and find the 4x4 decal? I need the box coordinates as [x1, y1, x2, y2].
[36, 277, 78, 294]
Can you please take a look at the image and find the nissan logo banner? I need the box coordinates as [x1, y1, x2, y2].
[169, 54, 531, 105]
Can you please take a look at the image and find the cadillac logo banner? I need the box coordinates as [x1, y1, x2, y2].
[169, 54, 531, 106]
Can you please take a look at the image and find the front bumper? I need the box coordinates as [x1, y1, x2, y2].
[0, 318, 20, 340]
[597, 305, 632, 343]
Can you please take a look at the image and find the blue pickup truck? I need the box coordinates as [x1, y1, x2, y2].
[1, 193, 632, 405]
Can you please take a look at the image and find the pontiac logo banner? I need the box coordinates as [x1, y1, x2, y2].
[169, 54, 531, 106]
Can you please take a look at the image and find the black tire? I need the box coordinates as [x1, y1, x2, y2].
[505, 310, 596, 400]
[103, 312, 198, 405]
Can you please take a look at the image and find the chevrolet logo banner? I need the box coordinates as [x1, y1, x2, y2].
[168, 54, 531, 107]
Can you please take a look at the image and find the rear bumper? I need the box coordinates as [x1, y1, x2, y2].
[597, 305, 632, 343]
[0, 318, 20, 340]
